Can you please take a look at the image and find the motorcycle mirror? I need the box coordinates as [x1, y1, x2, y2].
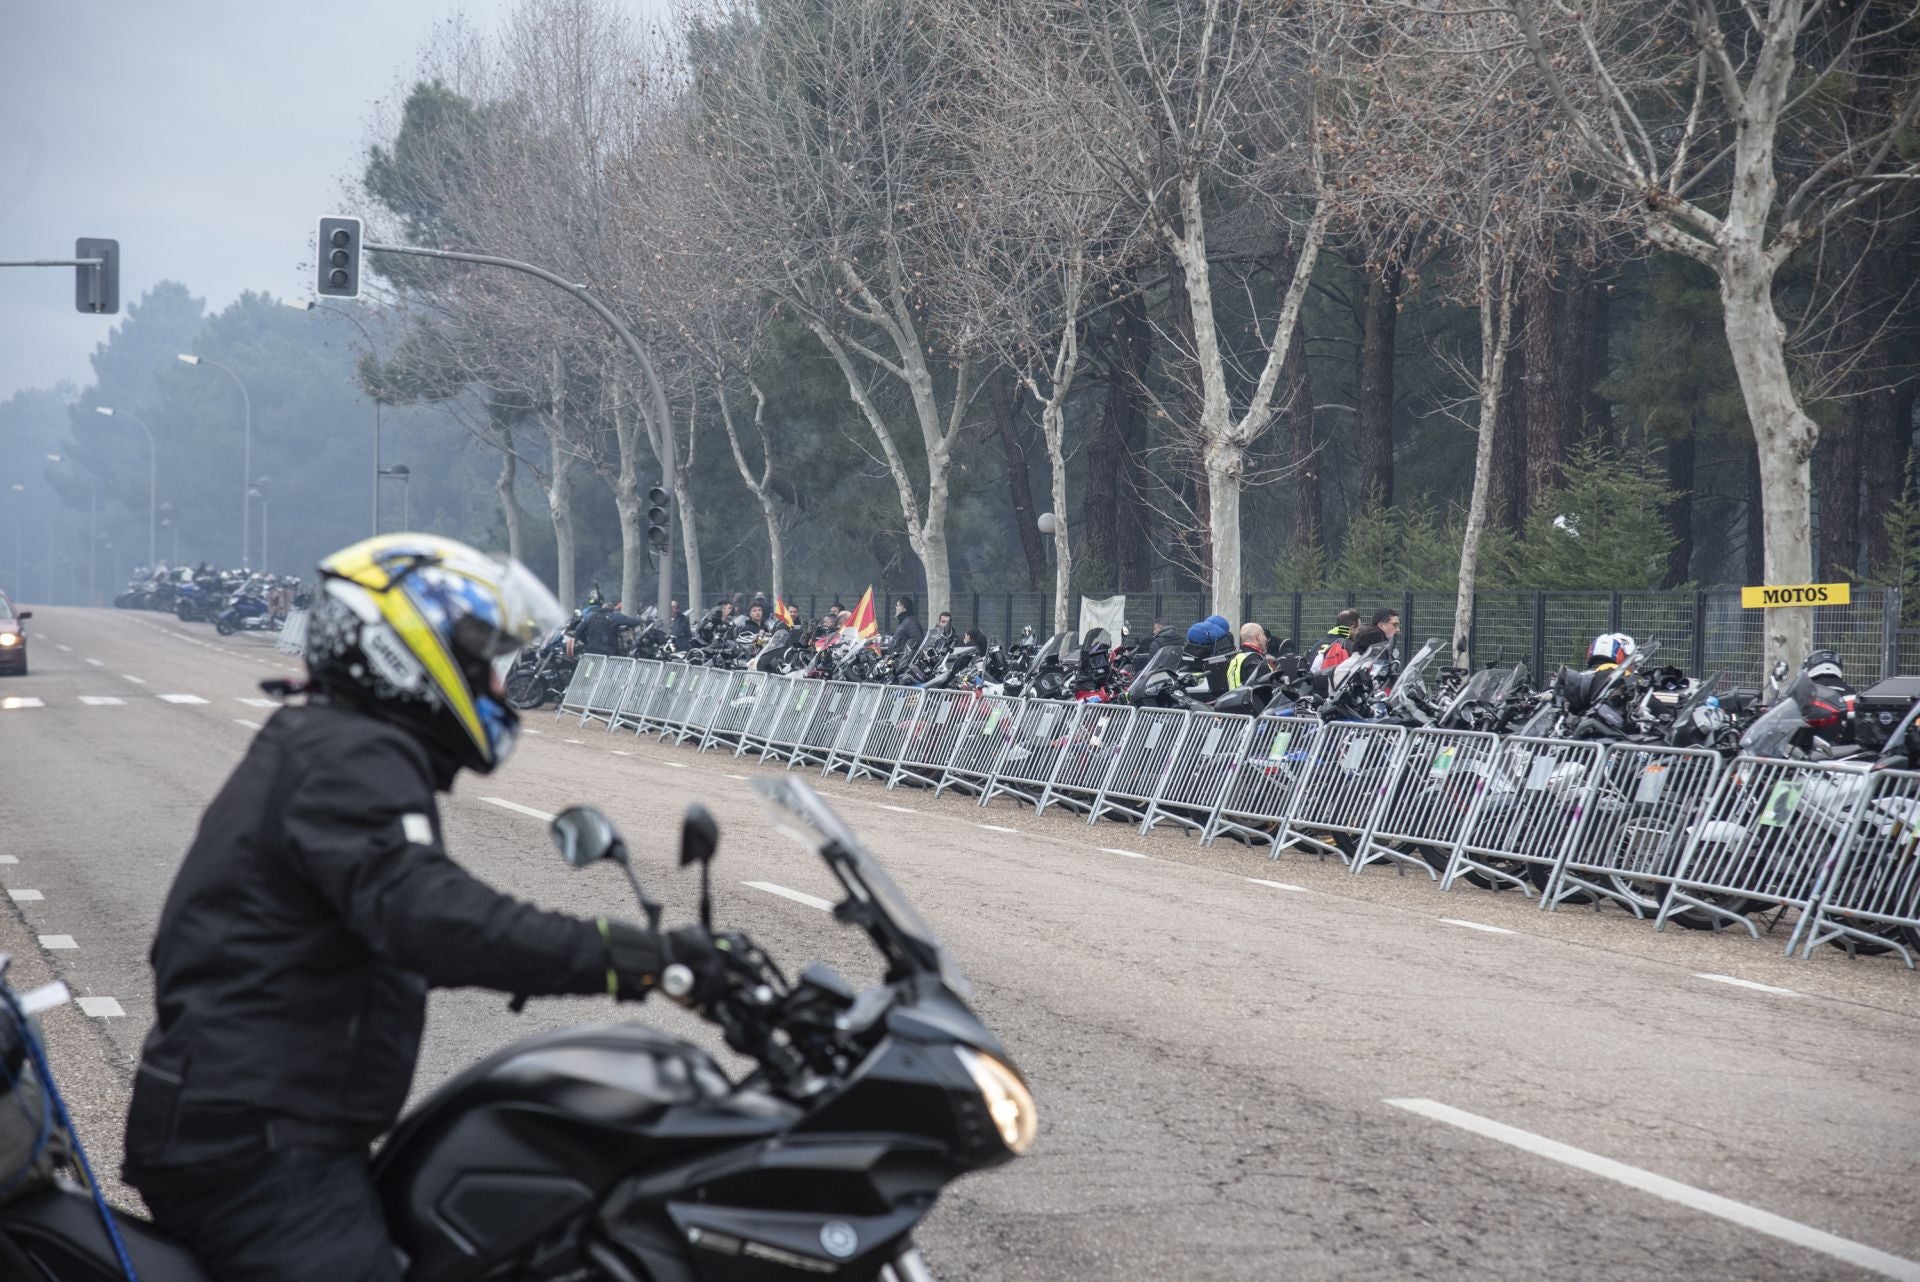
[1771, 659, 1790, 683]
[680, 803, 719, 931]
[550, 806, 629, 869]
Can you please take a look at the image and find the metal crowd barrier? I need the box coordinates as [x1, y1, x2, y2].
[1800, 767, 1920, 968]
[1544, 743, 1726, 915]
[1272, 722, 1409, 864]
[1656, 756, 1870, 951]
[1439, 737, 1605, 895]
[1359, 728, 1503, 879]
[275, 608, 309, 655]
[549, 661, 1920, 973]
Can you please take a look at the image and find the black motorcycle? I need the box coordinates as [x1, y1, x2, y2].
[0, 778, 1034, 1282]
[505, 625, 578, 711]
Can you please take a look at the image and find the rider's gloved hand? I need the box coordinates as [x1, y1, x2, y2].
[598, 917, 668, 1001]
[662, 926, 727, 1008]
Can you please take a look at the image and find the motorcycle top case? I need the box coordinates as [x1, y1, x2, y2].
[1854, 675, 1920, 751]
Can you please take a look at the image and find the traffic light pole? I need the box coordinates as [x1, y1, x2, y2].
[361, 239, 676, 618]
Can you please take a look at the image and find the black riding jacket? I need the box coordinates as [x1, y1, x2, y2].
[579, 608, 642, 655]
[125, 702, 642, 1171]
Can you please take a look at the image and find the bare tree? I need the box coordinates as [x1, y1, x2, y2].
[683, 0, 987, 619]
[1490, 0, 1920, 665]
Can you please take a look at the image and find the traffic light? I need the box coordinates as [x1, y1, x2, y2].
[645, 485, 670, 553]
[317, 215, 363, 298]
[74, 238, 118, 314]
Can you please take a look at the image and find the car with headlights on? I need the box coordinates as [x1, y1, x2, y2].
[0, 592, 29, 675]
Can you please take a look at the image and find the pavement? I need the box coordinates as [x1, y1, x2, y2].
[2, 605, 1919, 1280]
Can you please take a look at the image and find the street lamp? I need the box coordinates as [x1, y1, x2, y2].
[286, 298, 382, 536]
[94, 405, 158, 569]
[379, 463, 411, 528]
[177, 352, 253, 566]
[249, 477, 271, 573]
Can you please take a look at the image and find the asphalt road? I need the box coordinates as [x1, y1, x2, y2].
[3, 606, 1919, 1280]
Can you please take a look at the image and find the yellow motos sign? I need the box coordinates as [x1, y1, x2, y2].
[1740, 582, 1851, 608]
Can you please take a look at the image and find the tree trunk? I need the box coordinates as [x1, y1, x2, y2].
[1662, 431, 1695, 588]
[1165, 253, 1212, 590]
[545, 444, 578, 610]
[1520, 271, 1564, 517]
[716, 381, 787, 607]
[1357, 260, 1400, 506]
[1284, 327, 1322, 559]
[1815, 407, 1861, 581]
[1203, 441, 1242, 623]
[1744, 442, 1766, 587]
[1722, 254, 1817, 665]
[1453, 244, 1517, 665]
[990, 371, 1048, 590]
[1568, 266, 1615, 447]
[496, 439, 522, 564]
[1489, 325, 1527, 534]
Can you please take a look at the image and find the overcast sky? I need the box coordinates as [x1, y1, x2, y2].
[0, 0, 526, 402]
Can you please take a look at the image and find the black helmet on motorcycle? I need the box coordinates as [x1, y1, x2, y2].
[1802, 649, 1844, 683]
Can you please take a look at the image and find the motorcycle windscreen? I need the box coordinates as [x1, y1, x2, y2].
[1124, 643, 1183, 699]
[1741, 671, 1817, 758]
[1329, 641, 1393, 697]
[1384, 637, 1444, 714]
[1032, 631, 1071, 669]
[752, 776, 971, 996]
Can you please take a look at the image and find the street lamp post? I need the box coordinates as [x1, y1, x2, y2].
[250, 477, 271, 573]
[286, 298, 382, 537]
[177, 353, 253, 566]
[379, 464, 411, 529]
[93, 405, 158, 569]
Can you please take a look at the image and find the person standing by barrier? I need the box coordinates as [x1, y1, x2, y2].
[1311, 609, 1359, 675]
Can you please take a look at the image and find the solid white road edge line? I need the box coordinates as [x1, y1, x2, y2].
[743, 881, 834, 912]
[1098, 847, 1148, 859]
[480, 797, 556, 822]
[1440, 918, 1513, 935]
[1694, 973, 1798, 996]
[1247, 878, 1311, 893]
[1385, 1098, 1920, 1282]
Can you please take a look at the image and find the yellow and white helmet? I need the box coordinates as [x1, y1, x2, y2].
[306, 534, 565, 773]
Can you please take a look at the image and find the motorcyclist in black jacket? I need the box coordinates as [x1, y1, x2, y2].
[578, 601, 643, 655]
[890, 595, 926, 657]
[667, 596, 693, 646]
[122, 534, 715, 1282]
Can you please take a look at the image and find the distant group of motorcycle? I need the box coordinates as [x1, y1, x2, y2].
[112, 563, 308, 636]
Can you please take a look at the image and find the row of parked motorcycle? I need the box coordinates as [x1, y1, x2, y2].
[112, 564, 309, 636]
[511, 600, 1920, 777]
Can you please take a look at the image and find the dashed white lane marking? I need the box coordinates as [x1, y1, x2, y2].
[232, 719, 263, 730]
[84, 657, 103, 667]
[1, 697, 45, 709]
[236, 697, 278, 708]
[563, 738, 584, 745]
[1099, 847, 1148, 859]
[7, 889, 43, 901]
[158, 694, 208, 704]
[0, 857, 16, 865]
[610, 750, 632, 756]
[743, 881, 834, 912]
[32, 633, 46, 640]
[78, 696, 126, 706]
[38, 935, 76, 950]
[664, 761, 689, 770]
[1694, 973, 1798, 996]
[121, 674, 146, 685]
[76, 997, 124, 1018]
[54, 643, 70, 653]
[522, 728, 543, 735]
[481, 797, 554, 822]
[1440, 918, 1513, 935]
[725, 774, 750, 781]
[1247, 877, 1312, 893]
[1386, 1098, 1920, 1282]
[978, 824, 1018, 833]
[875, 802, 913, 813]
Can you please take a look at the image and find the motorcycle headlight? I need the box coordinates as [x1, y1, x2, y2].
[0, 632, 17, 647]
[955, 1047, 1037, 1155]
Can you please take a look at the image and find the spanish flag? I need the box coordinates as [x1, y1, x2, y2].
[773, 597, 796, 627]
[850, 586, 878, 639]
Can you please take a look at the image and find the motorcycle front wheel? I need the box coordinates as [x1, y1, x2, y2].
[506, 669, 547, 710]
[216, 617, 238, 636]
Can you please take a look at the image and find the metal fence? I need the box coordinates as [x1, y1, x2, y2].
[552, 659, 1920, 971]
[717, 587, 1905, 688]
